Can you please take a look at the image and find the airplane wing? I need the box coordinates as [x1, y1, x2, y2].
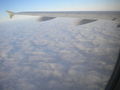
[6, 10, 120, 25]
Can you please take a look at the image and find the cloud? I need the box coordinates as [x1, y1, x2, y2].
[0, 16, 120, 90]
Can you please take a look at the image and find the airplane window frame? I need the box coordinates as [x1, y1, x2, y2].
[105, 50, 120, 90]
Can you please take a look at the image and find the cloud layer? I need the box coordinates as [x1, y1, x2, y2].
[0, 17, 120, 90]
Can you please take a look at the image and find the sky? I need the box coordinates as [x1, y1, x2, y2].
[0, 0, 120, 20]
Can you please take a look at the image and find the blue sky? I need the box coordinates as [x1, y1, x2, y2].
[0, 0, 120, 19]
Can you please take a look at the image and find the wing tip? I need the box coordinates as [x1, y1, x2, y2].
[6, 10, 14, 19]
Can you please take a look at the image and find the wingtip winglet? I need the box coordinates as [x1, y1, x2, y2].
[6, 10, 14, 19]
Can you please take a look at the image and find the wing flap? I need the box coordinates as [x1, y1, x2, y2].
[38, 17, 56, 22]
[77, 19, 97, 25]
